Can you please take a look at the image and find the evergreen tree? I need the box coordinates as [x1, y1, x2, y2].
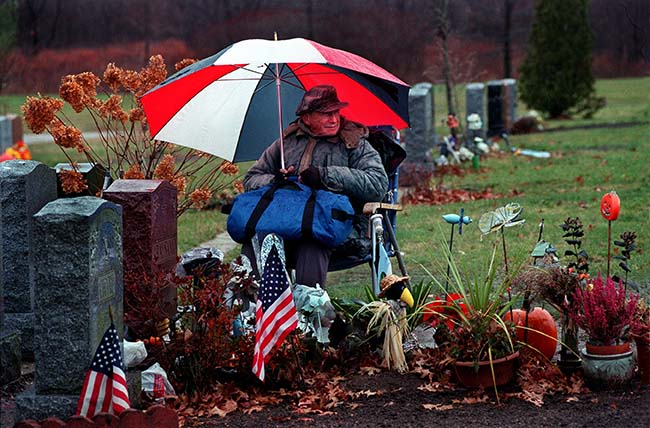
[519, 0, 595, 118]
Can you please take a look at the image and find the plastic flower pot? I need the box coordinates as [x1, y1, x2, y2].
[454, 351, 520, 389]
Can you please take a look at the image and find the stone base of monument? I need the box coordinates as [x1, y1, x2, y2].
[15, 386, 78, 421]
[0, 329, 21, 384]
[4, 312, 34, 358]
[127, 368, 143, 409]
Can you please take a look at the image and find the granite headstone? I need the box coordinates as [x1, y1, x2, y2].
[465, 82, 486, 139]
[16, 196, 124, 420]
[0, 116, 11, 152]
[103, 179, 178, 315]
[0, 160, 57, 356]
[400, 82, 435, 185]
[487, 79, 518, 137]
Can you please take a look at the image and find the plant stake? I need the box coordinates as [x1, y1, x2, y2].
[441, 208, 472, 291]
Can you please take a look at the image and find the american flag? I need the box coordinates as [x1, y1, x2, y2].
[252, 244, 298, 381]
[76, 322, 130, 417]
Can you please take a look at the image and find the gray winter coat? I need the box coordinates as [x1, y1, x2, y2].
[244, 118, 389, 258]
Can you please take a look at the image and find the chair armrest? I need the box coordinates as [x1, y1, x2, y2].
[362, 202, 402, 215]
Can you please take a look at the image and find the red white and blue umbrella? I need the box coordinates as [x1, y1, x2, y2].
[140, 37, 410, 164]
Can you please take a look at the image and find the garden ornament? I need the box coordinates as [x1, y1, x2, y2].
[442, 208, 472, 290]
[600, 191, 620, 278]
[378, 274, 414, 308]
[292, 283, 336, 344]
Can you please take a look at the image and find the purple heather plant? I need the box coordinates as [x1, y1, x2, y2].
[570, 273, 639, 346]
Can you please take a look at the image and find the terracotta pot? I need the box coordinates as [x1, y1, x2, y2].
[581, 345, 635, 389]
[454, 351, 519, 388]
[632, 332, 650, 385]
[585, 341, 631, 355]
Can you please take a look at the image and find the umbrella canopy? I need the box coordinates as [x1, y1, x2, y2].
[140, 37, 410, 163]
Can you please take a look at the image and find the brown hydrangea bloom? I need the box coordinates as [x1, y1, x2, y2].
[171, 175, 187, 194]
[21, 96, 64, 134]
[153, 154, 176, 181]
[175, 58, 198, 71]
[121, 70, 143, 95]
[59, 80, 85, 113]
[219, 161, 239, 175]
[233, 179, 244, 194]
[59, 169, 88, 194]
[103, 63, 123, 93]
[123, 163, 145, 179]
[99, 95, 128, 122]
[189, 187, 212, 209]
[50, 122, 84, 151]
[139, 55, 167, 95]
[129, 107, 145, 123]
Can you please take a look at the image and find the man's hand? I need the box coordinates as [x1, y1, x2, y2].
[299, 165, 322, 188]
[275, 165, 295, 181]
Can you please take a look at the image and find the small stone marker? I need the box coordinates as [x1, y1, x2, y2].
[54, 162, 109, 197]
[16, 196, 124, 421]
[0, 160, 57, 356]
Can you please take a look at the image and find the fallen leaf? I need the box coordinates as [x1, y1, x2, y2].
[423, 403, 454, 411]
[360, 366, 382, 376]
[566, 396, 579, 403]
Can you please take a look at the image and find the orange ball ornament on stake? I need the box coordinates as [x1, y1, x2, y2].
[601, 191, 620, 278]
[600, 191, 620, 221]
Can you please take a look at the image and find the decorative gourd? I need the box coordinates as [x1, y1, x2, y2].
[505, 307, 558, 360]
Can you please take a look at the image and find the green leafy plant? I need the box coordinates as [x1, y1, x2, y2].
[612, 231, 637, 290]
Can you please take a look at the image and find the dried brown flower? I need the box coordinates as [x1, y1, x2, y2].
[220, 161, 239, 175]
[59, 80, 85, 113]
[59, 169, 88, 194]
[121, 70, 143, 94]
[172, 176, 187, 194]
[124, 163, 145, 179]
[175, 58, 198, 71]
[129, 107, 145, 123]
[233, 180, 244, 194]
[50, 122, 84, 151]
[103, 63, 123, 92]
[139, 55, 167, 95]
[189, 187, 212, 209]
[99, 95, 128, 122]
[154, 154, 176, 181]
[21, 96, 64, 134]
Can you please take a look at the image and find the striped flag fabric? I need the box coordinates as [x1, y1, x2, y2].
[76, 322, 130, 417]
[252, 243, 299, 381]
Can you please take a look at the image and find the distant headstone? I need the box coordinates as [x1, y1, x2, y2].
[16, 196, 124, 421]
[402, 82, 435, 164]
[55, 162, 109, 198]
[466, 83, 486, 139]
[0, 160, 57, 356]
[487, 79, 518, 137]
[103, 179, 177, 315]
[0, 116, 11, 152]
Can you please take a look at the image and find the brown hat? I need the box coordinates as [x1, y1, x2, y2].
[295, 85, 349, 116]
[378, 274, 410, 297]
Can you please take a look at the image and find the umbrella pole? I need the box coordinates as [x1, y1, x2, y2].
[275, 62, 286, 170]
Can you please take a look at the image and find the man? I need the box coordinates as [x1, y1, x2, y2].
[242, 85, 388, 287]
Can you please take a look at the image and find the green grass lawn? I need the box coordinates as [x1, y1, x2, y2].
[7, 77, 650, 300]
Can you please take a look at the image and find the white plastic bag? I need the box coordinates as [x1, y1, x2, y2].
[123, 340, 147, 368]
[141, 362, 176, 399]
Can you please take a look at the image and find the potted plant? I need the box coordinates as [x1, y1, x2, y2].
[429, 245, 519, 400]
[569, 273, 639, 388]
[631, 298, 650, 385]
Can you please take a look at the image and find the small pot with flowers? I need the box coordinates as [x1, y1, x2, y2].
[569, 273, 639, 388]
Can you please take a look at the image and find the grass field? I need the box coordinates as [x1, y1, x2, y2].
[3, 77, 649, 300]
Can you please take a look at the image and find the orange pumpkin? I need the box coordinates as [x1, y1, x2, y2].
[600, 191, 620, 221]
[505, 307, 558, 360]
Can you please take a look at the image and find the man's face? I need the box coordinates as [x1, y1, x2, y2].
[302, 110, 341, 137]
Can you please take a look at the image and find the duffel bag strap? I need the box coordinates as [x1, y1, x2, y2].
[301, 190, 317, 240]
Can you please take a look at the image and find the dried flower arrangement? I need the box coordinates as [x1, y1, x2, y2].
[21, 55, 242, 216]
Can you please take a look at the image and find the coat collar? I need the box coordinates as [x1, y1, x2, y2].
[283, 117, 369, 149]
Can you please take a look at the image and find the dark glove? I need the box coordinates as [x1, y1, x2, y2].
[299, 166, 322, 188]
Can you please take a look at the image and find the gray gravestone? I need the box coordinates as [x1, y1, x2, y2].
[502, 78, 518, 130]
[0, 116, 11, 152]
[466, 82, 486, 139]
[0, 160, 57, 356]
[103, 179, 178, 316]
[16, 196, 124, 421]
[402, 82, 435, 164]
[1, 204, 22, 385]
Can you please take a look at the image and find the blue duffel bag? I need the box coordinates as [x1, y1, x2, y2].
[226, 179, 354, 248]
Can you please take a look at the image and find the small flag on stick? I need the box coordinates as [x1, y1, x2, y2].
[252, 243, 298, 381]
[76, 322, 130, 417]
